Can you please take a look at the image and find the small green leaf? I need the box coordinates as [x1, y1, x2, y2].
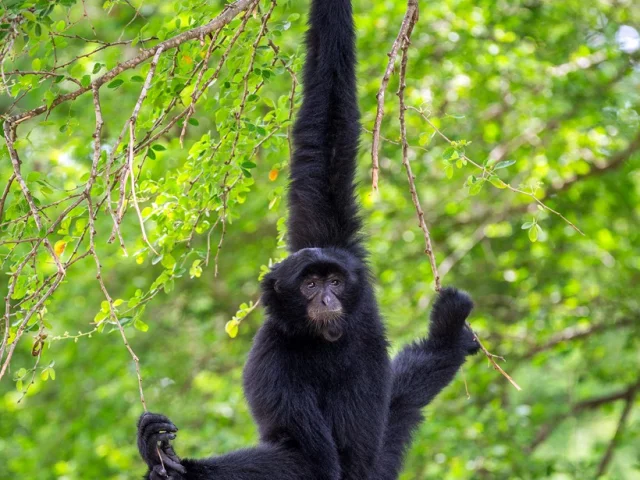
[152, 144, 167, 151]
[188, 118, 199, 126]
[225, 320, 239, 338]
[445, 165, 454, 179]
[93, 63, 103, 74]
[443, 147, 456, 160]
[131, 75, 144, 82]
[468, 179, 485, 196]
[161, 254, 176, 269]
[107, 79, 124, 89]
[134, 318, 149, 332]
[488, 175, 507, 189]
[189, 260, 203, 278]
[32, 58, 42, 70]
[528, 225, 539, 242]
[494, 160, 516, 170]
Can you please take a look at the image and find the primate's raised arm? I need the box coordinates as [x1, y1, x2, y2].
[287, 0, 362, 255]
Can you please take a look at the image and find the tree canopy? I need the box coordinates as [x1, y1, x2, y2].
[1, 0, 639, 478]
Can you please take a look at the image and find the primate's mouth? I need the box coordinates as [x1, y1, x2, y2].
[308, 309, 343, 324]
[308, 309, 344, 342]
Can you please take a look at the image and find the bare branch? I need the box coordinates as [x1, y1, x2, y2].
[529, 379, 640, 452]
[371, 0, 419, 191]
[521, 318, 635, 360]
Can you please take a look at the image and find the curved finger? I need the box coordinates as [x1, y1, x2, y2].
[160, 442, 181, 463]
[159, 449, 187, 474]
[138, 412, 173, 429]
[142, 422, 178, 441]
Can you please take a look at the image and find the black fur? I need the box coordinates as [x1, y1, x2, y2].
[375, 288, 479, 480]
[136, 0, 479, 478]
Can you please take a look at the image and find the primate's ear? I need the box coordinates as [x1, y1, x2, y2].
[274, 280, 282, 294]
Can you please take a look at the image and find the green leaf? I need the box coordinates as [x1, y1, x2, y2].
[445, 165, 454, 179]
[107, 79, 124, 89]
[528, 225, 539, 242]
[468, 179, 485, 196]
[489, 175, 507, 189]
[442, 147, 456, 160]
[152, 144, 167, 151]
[161, 254, 176, 269]
[225, 320, 239, 338]
[23, 11, 37, 22]
[134, 318, 149, 332]
[494, 160, 516, 170]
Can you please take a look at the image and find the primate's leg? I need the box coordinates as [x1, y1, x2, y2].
[377, 287, 480, 480]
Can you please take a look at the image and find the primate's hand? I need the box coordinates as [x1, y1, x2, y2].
[428, 287, 480, 355]
[137, 412, 186, 480]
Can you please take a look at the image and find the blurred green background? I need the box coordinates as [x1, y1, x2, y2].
[1, 0, 639, 479]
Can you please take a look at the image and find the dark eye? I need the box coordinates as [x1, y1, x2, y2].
[330, 279, 341, 286]
[307, 281, 316, 289]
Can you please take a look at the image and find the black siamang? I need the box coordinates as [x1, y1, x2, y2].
[137, 1, 479, 479]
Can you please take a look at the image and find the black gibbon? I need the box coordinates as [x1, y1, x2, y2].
[137, 1, 478, 479]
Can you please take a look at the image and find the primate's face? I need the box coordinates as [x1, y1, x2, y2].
[300, 272, 345, 338]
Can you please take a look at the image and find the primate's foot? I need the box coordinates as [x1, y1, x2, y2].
[137, 412, 186, 479]
[428, 287, 480, 355]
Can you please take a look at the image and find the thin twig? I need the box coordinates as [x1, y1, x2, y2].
[371, 0, 419, 191]
[594, 386, 637, 478]
[408, 106, 584, 235]
[395, 10, 521, 391]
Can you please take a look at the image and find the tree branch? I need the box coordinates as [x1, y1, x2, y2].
[371, 0, 419, 191]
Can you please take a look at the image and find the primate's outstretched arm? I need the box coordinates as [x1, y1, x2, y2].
[287, 0, 362, 254]
[377, 288, 480, 480]
[138, 407, 335, 480]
